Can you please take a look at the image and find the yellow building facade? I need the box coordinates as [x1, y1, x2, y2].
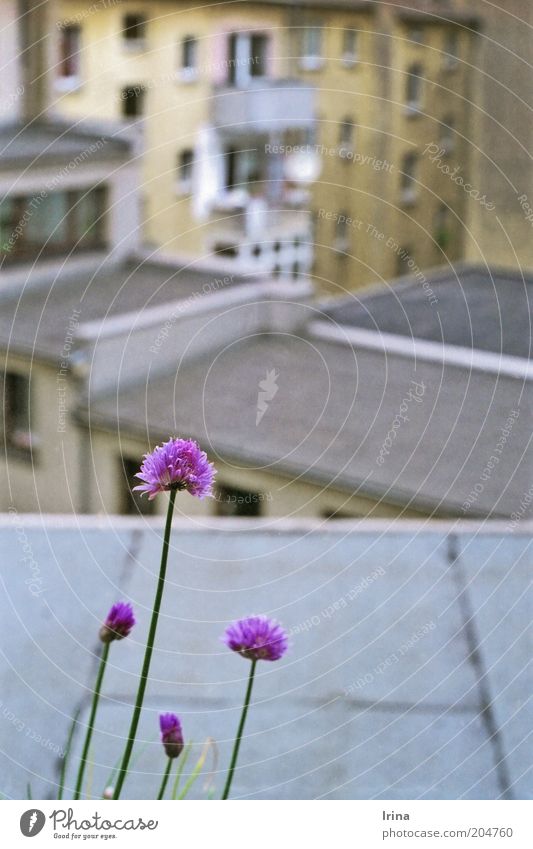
[48, 0, 477, 293]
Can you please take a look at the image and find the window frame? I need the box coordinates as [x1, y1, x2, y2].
[0, 187, 107, 265]
[299, 25, 324, 71]
[122, 13, 147, 50]
[341, 28, 359, 67]
[443, 30, 459, 70]
[2, 371, 35, 459]
[405, 63, 423, 115]
[176, 149, 194, 194]
[178, 35, 199, 82]
[400, 152, 418, 205]
[214, 484, 263, 517]
[56, 23, 82, 90]
[121, 84, 145, 118]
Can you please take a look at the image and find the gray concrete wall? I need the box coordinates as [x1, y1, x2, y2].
[0, 517, 530, 800]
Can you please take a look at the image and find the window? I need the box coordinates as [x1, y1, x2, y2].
[396, 245, 413, 277]
[440, 115, 455, 153]
[342, 29, 358, 66]
[434, 204, 451, 250]
[334, 210, 350, 253]
[58, 24, 81, 80]
[227, 32, 269, 86]
[250, 33, 268, 77]
[2, 372, 32, 455]
[400, 153, 418, 204]
[214, 485, 263, 517]
[322, 508, 361, 520]
[179, 35, 198, 80]
[408, 26, 424, 45]
[300, 26, 323, 70]
[338, 117, 355, 149]
[405, 64, 423, 113]
[0, 187, 107, 264]
[120, 457, 155, 516]
[443, 31, 459, 69]
[214, 242, 239, 258]
[122, 14, 146, 46]
[225, 147, 260, 190]
[176, 149, 194, 192]
[121, 84, 145, 118]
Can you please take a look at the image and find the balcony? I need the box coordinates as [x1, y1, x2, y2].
[211, 79, 316, 135]
[206, 199, 313, 274]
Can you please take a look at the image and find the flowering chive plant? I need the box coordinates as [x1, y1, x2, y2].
[157, 713, 184, 799]
[223, 615, 289, 662]
[99, 602, 136, 644]
[133, 438, 215, 500]
[47, 439, 290, 801]
[113, 438, 215, 800]
[221, 616, 288, 799]
[73, 602, 135, 800]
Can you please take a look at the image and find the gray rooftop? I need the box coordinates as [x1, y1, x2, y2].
[0, 518, 530, 800]
[0, 121, 130, 168]
[86, 331, 532, 519]
[322, 266, 533, 360]
[0, 259, 249, 361]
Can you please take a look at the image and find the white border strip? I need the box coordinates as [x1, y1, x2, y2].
[309, 320, 533, 380]
[0, 513, 531, 535]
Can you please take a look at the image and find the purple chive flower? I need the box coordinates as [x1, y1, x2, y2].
[133, 438, 216, 501]
[223, 615, 288, 662]
[99, 602, 136, 644]
[159, 713, 184, 759]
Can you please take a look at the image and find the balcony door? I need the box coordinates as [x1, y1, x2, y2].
[227, 32, 269, 87]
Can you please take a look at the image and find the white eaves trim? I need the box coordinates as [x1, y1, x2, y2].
[309, 320, 533, 381]
[78, 277, 313, 341]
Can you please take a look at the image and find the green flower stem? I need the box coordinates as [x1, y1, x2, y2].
[222, 659, 257, 800]
[114, 488, 177, 799]
[74, 643, 110, 800]
[58, 707, 81, 800]
[157, 757, 173, 800]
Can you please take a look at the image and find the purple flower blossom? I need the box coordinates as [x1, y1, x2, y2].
[222, 615, 288, 662]
[133, 438, 216, 501]
[159, 712, 184, 759]
[99, 601, 135, 643]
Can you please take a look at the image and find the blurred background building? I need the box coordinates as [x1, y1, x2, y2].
[0, 0, 531, 520]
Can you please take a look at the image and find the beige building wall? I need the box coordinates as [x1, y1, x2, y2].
[0, 355, 81, 514]
[465, 0, 533, 271]
[0, 0, 24, 122]
[306, 9, 474, 293]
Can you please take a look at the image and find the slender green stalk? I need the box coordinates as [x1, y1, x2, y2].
[171, 742, 192, 799]
[177, 750, 207, 800]
[113, 489, 177, 799]
[222, 659, 257, 800]
[58, 707, 81, 800]
[74, 643, 110, 800]
[157, 757, 173, 800]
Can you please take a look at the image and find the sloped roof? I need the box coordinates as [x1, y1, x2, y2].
[0, 120, 130, 168]
[321, 265, 533, 360]
[85, 330, 532, 518]
[0, 259, 249, 361]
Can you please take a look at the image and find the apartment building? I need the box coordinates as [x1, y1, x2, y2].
[39, 0, 478, 291]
